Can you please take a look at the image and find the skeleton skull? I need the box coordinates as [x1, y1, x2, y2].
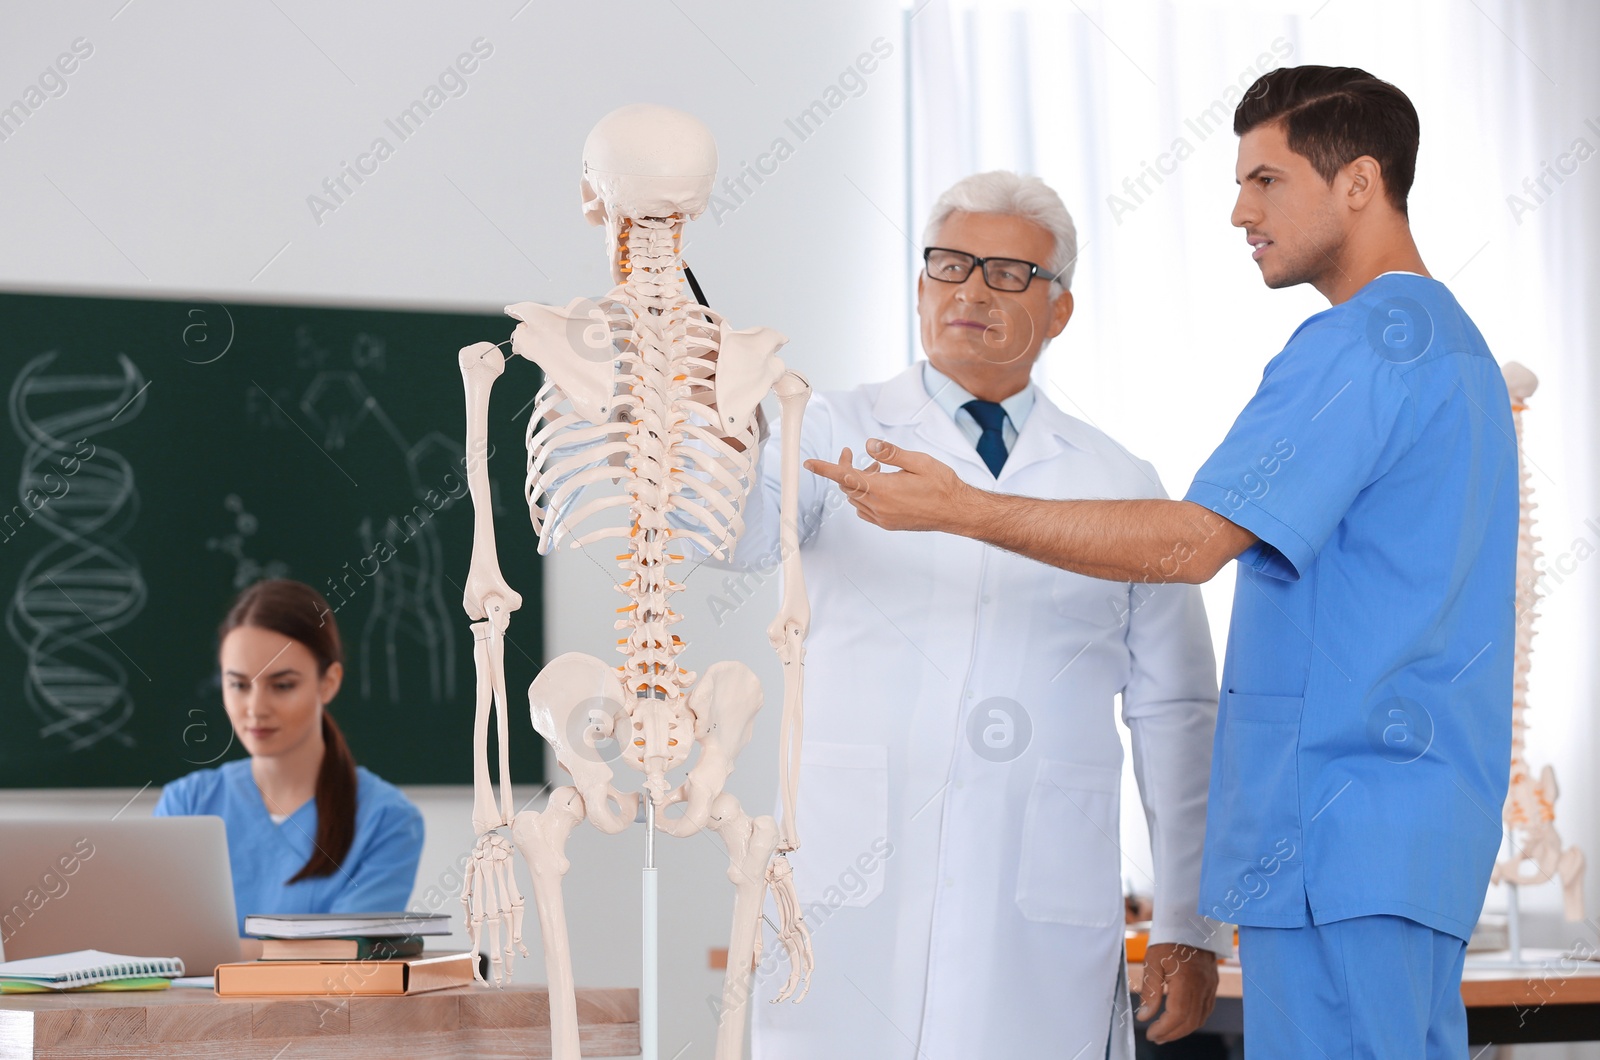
[580, 103, 718, 280]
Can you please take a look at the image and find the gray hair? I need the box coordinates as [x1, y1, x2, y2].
[922, 171, 1078, 292]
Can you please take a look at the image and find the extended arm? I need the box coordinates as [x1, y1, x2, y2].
[806, 438, 1256, 584]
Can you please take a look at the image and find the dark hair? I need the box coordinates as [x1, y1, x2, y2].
[1234, 65, 1420, 216]
[220, 578, 357, 884]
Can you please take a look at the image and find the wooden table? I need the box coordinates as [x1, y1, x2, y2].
[1130, 950, 1600, 1045]
[0, 983, 639, 1059]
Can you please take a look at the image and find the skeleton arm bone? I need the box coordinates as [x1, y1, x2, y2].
[459, 342, 520, 830]
[468, 622, 497, 832]
[459, 343, 524, 620]
[458, 341, 526, 985]
[468, 616, 515, 832]
[768, 370, 811, 852]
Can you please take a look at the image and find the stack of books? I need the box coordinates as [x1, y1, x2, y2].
[0, 949, 185, 993]
[217, 912, 475, 996]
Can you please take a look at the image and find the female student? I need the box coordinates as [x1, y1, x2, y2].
[155, 579, 424, 931]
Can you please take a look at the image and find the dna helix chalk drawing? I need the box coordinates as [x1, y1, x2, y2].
[5, 351, 149, 751]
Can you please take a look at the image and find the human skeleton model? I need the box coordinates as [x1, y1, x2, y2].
[1489, 362, 1586, 922]
[455, 104, 814, 1059]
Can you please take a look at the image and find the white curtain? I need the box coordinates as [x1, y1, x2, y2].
[910, 3, 1600, 1053]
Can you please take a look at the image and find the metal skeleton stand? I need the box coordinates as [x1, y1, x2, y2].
[1508, 882, 1522, 965]
[644, 797, 658, 1060]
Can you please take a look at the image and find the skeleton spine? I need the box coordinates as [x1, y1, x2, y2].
[614, 216, 697, 771]
[1506, 390, 1549, 826]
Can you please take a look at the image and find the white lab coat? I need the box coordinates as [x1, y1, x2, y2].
[721, 363, 1224, 1060]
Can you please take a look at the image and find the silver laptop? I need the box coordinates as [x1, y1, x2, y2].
[0, 817, 241, 974]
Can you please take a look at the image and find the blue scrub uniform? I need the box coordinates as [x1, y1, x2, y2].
[154, 759, 425, 933]
[1184, 273, 1517, 1056]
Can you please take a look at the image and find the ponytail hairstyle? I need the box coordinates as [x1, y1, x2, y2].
[219, 579, 358, 883]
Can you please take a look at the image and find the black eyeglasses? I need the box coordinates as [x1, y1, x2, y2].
[923, 247, 1059, 293]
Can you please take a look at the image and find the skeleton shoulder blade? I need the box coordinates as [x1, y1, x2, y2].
[507, 298, 617, 424]
[714, 323, 788, 434]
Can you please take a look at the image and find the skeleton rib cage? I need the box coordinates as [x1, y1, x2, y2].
[523, 215, 763, 790]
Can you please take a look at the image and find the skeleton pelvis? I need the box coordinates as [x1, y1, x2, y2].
[686, 661, 763, 762]
[528, 652, 637, 828]
[527, 652, 769, 827]
[659, 661, 764, 834]
[529, 651, 694, 803]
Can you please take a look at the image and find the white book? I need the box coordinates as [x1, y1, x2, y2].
[243, 911, 451, 939]
[0, 949, 185, 989]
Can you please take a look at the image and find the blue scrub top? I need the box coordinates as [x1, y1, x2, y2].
[154, 758, 425, 934]
[1184, 273, 1517, 941]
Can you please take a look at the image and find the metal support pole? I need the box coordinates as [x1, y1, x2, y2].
[642, 795, 658, 1060]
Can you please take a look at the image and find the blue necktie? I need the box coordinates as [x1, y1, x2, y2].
[963, 399, 1008, 477]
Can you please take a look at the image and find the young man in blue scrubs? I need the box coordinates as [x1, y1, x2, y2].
[808, 66, 1517, 1055]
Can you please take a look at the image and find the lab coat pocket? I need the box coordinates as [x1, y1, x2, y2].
[793, 742, 890, 909]
[1214, 692, 1303, 862]
[1014, 761, 1123, 927]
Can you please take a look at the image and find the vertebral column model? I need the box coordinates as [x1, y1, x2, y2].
[455, 104, 813, 1060]
[1490, 362, 1585, 921]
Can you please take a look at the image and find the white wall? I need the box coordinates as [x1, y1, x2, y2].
[0, 2, 908, 1057]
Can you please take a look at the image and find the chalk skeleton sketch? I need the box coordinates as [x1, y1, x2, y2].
[262, 332, 464, 706]
[5, 352, 148, 750]
[358, 512, 457, 703]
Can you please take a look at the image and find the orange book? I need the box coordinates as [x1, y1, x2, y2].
[259, 936, 426, 961]
[214, 952, 475, 996]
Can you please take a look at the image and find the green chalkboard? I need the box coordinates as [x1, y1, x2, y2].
[0, 291, 546, 789]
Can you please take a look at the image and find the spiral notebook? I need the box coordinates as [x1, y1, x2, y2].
[0, 949, 185, 990]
